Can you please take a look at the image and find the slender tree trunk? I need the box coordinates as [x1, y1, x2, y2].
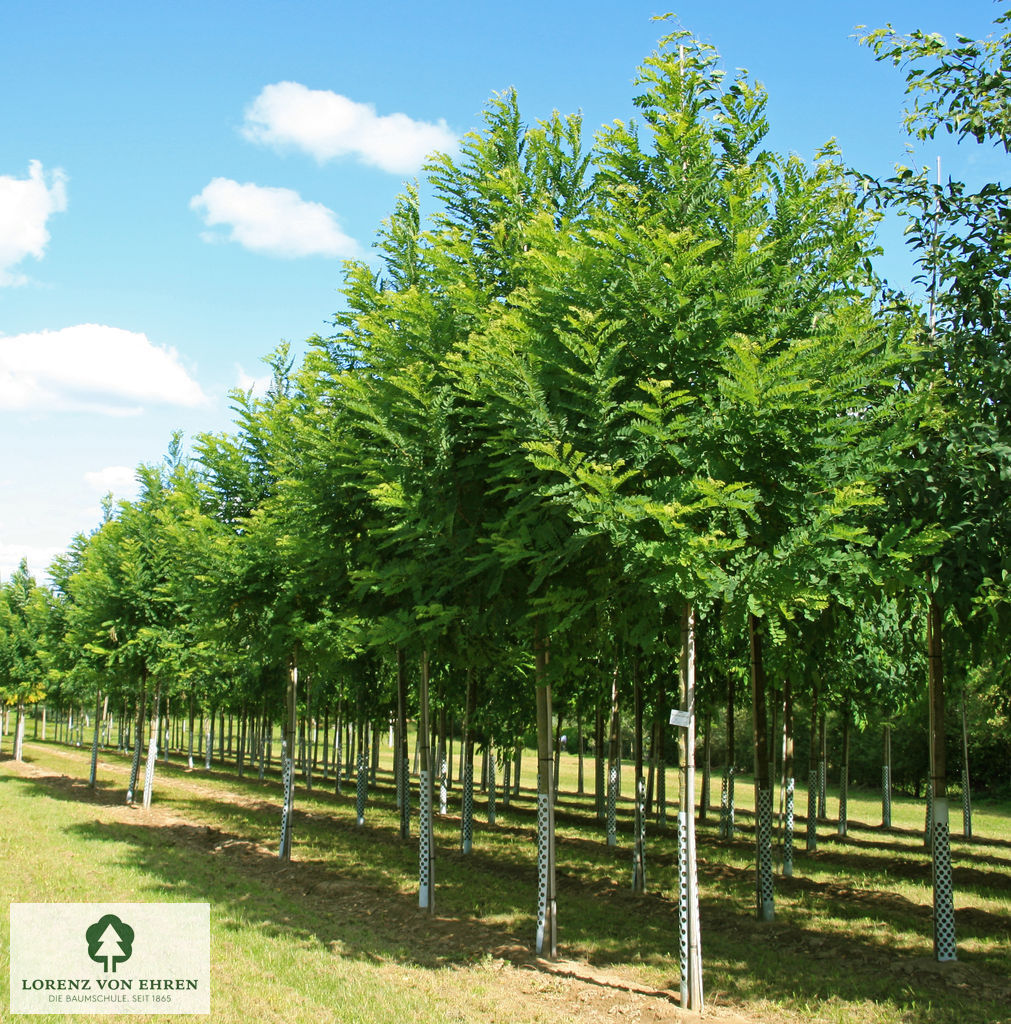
[818, 712, 828, 820]
[487, 741, 497, 825]
[750, 615, 774, 922]
[594, 702, 605, 821]
[679, 605, 704, 1010]
[632, 662, 646, 893]
[838, 707, 850, 837]
[782, 677, 795, 877]
[142, 678, 162, 810]
[553, 706, 563, 803]
[960, 693, 972, 839]
[534, 625, 557, 959]
[418, 650, 435, 912]
[700, 711, 712, 822]
[461, 669, 476, 854]
[279, 652, 298, 861]
[606, 658, 620, 847]
[927, 594, 957, 961]
[13, 700, 26, 762]
[397, 651, 409, 837]
[656, 675, 668, 828]
[356, 712, 368, 826]
[438, 704, 448, 816]
[89, 690, 102, 786]
[576, 714, 584, 796]
[881, 723, 892, 827]
[127, 674, 147, 804]
[719, 676, 735, 839]
[187, 693, 195, 770]
[806, 677, 820, 852]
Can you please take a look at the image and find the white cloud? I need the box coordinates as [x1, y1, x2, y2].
[83, 465, 138, 497]
[0, 324, 208, 414]
[0, 160, 68, 286]
[190, 178, 361, 259]
[242, 81, 457, 174]
[0, 541, 62, 584]
[235, 364, 272, 398]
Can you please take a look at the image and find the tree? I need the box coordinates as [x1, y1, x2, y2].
[863, 1, 1011, 962]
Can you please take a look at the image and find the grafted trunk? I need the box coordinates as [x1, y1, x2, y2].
[781, 676, 795, 877]
[534, 626, 557, 958]
[750, 615, 774, 922]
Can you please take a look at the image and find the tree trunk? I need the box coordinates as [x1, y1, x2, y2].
[418, 650, 435, 911]
[927, 594, 957, 961]
[960, 693, 972, 839]
[89, 690, 102, 786]
[356, 713, 369, 826]
[781, 676, 795, 877]
[576, 714, 584, 796]
[127, 675, 147, 804]
[719, 675, 735, 839]
[679, 605, 704, 1010]
[461, 669, 476, 854]
[606, 659, 620, 848]
[13, 700, 26, 762]
[534, 625, 557, 959]
[881, 723, 892, 827]
[750, 615, 774, 922]
[632, 661, 646, 893]
[488, 742, 497, 825]
[818, 712, 828, 820]
[700, 711, 712, 822]
[806, 676, 820, 852]
[142, 678, 162, 809]
[279, 652, 297, 861]
[594, 702, 605, 821]
[436, 706, 447, 814]
[838, 707, 850, 837]
[394, 653, 407, 840]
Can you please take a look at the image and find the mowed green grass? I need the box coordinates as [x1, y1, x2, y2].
[2, 736, 1010, 1024]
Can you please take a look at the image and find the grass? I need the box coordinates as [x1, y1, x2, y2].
[2, 736, 1010, 1024]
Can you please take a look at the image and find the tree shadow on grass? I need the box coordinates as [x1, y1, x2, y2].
[9, 762, 1011, 1023]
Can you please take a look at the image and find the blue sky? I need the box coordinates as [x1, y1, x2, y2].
[1, 0, 1005, 581]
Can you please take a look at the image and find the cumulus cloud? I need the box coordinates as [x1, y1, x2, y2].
[190, 178, 361, 258]
[0, 324, 208, 414]
[235, 364, 272, 398]
[83, 465, 138, 497]
[242, 81, 457, 174]
[0, 160, 68, 286]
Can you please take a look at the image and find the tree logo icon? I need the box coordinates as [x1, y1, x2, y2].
[86, 914, 135, 973]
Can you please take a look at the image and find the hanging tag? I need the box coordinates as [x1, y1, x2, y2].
[669, 709, 691, 729]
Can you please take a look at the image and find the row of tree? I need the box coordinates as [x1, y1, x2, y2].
[3, 12, 1009, 980]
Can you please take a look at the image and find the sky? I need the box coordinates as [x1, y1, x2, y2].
[1, 0, 1006, 583]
